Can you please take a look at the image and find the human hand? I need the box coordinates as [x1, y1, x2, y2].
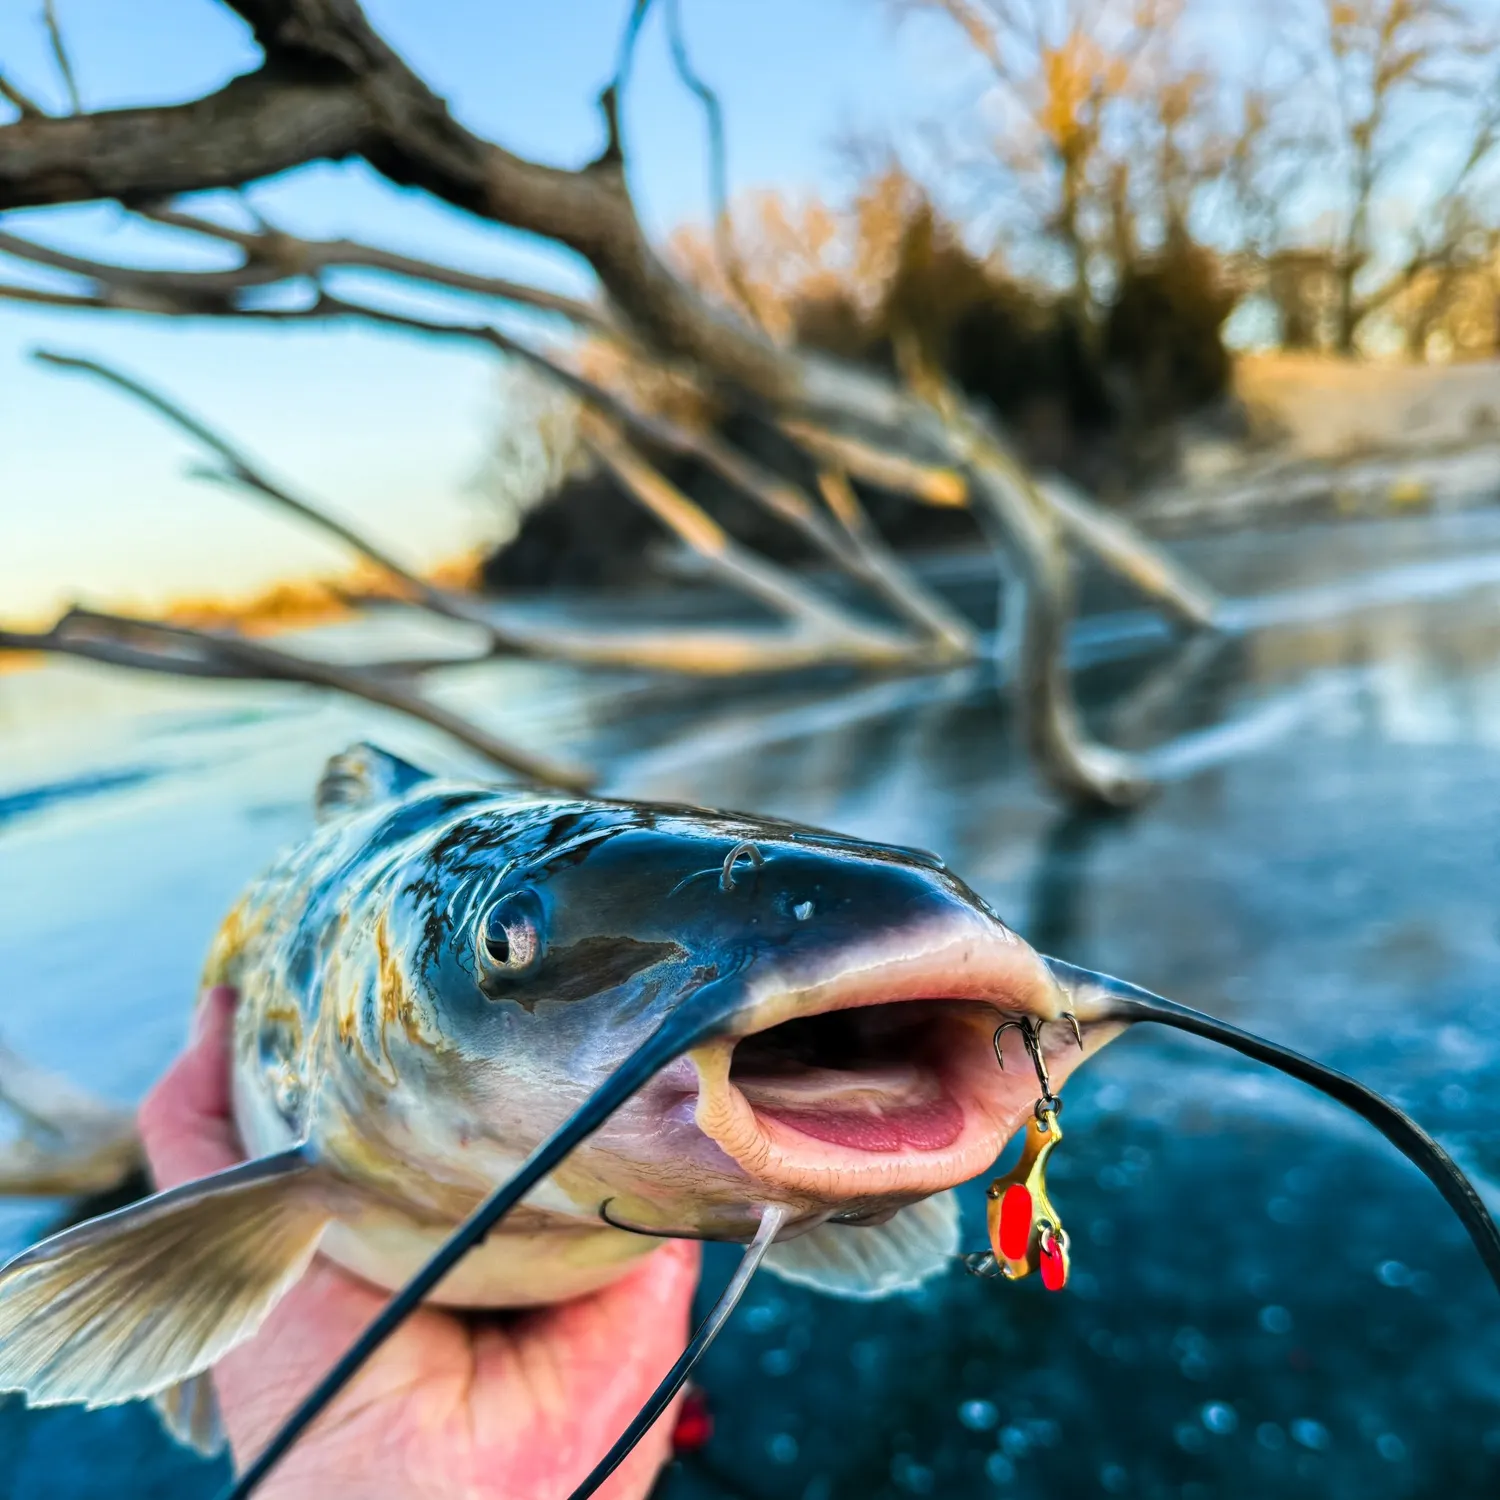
[138, 986, 702, 1500]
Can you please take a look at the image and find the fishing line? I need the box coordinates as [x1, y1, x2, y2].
[565, 1205, 785, 1500]
[1048, 958, 1500, 1297]
[217, 1009, 730, 1500]
[224, 957, 1500, 1499]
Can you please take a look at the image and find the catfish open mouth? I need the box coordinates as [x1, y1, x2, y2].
[688, 926, 1110, 1201]
[728, 1000, 976, 1154]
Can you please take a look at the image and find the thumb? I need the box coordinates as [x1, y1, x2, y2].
[138, 985, 244, 1190]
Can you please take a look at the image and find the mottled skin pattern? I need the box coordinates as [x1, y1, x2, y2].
[201, 754, 1097, 1308]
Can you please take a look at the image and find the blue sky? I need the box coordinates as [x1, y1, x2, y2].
[0, 0, 967, 617]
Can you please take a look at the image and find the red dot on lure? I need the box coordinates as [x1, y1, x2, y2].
[672, 1387, 714, 1453]
[998, 1183, 1033, 1261]
[1039, 1235, 1068, 1292]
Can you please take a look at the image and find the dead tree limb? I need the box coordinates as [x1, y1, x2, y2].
[29, 325, 965, 670]
[949, 429, 1150, 808]
[243, 294, 974, 655]
[579, 412, 916, 662]
[31, 345, 898, 676]
[41, 0, 81, 114]
[0, 0, 1228, 805]
[0, 215, 615, 331]
[668, 429, 975, 655]
[137, 206, 618, 331]
[0, 608, 592, 791]
[782, 416, 1220, 632]
[661, 0, 761, 329]
[0, 279, 99, 308]
[13, 345, 933, 681]
[0, 74, 45, 120]
[1032, 474, 1220, 631]
[780, 420, 971, 508]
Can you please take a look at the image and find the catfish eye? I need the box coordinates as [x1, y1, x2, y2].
[479, 894, 543, 974]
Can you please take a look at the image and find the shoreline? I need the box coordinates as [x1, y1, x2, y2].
[0, 552, 486, 676]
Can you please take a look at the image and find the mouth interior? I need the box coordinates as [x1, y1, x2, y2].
[727, 1000, 976, 1154]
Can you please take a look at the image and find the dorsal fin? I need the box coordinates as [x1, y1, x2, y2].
[315, 743, 433, 823]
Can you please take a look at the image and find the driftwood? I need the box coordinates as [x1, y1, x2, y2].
[0, 0, 1226, 805]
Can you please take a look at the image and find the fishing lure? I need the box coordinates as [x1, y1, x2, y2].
[963, 1015, 1078, 1290]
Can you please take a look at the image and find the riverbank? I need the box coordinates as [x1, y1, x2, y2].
[1137, 353, 1500, 533]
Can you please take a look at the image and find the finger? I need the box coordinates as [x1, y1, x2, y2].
[497, 1240, 702, 1417]
[138, 985, 242, 1189]
[580, 1237, 702, 1343]
[209, 1253, 425, 1464]
[571, 1240, 704, 1500]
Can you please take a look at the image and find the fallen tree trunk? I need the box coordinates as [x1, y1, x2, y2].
[0, 0, 1223, 805]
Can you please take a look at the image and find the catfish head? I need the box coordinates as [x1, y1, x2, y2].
[326, 749, 1122, 1266]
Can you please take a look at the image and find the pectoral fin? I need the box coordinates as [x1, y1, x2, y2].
[0, 1147, 331, 1409]
[763, 1189, 961, 1298]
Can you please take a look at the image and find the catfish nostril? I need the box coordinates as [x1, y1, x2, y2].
[720, 841, 765, 891]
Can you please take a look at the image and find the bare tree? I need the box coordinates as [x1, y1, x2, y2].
[0, 0, 1221, 807]
[1358, 47, 1500, 356]
[910, 0, 1203, 323]
[1302, 0, 1496, 354]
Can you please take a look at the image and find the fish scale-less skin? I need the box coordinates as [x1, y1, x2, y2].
[192, 756, 1099, 1308]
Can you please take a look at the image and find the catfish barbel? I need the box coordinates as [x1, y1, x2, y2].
[1, 743, 1496, 1494]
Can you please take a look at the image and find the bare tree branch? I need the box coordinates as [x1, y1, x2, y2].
[1, 607, 592, 790]
[662, 0, 761, 329]
[0, 73, 45, 119]
[0, 0, 797, 399]
[784, 416, 1220, 630]
[519, 623, 918, 674]
[683, 431, 975, 654]
[0, 70, 373, 206]
[0, 227, 284, 307]
[0, 278, 99, 307]
[579, 410, 917, 661]
[605, 0, 654, 160]
[20, 326, 951, 679]
[0, 212, 616, 330]
[41, 0, 81, 114]
[779, 419, 971, 507]
[218, 290, 973, 652]
[943, 413, 1150, 807]
[1030, 476, 1220, 631]
[806, 463, 975, 649]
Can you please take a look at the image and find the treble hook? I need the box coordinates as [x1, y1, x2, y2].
[993, 1012, 1083, 1109]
